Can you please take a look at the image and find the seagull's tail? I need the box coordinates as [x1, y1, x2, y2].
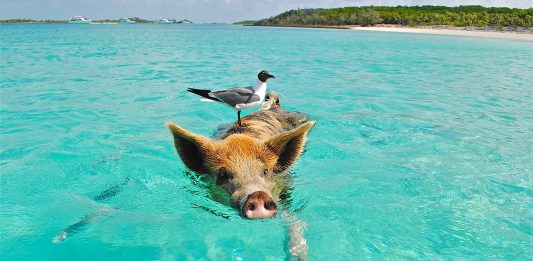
[187, 88, 220, 102]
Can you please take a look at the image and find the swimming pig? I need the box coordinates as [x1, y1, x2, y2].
[166, 93, 314, 219]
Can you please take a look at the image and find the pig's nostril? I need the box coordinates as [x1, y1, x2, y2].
[264, 201, 277, 210]
[248, 203, 255, 211]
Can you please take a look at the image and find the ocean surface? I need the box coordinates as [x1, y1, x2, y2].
[1, 24, 532, 260]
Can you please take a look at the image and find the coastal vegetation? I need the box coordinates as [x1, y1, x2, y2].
[255, 5, 533, 28]
[233, 20, 258, 26]
[128, 17, 152, 23]
[93, 19, 119, 23]
[0, 17, 187, 24]
[0, 19, 65, 24]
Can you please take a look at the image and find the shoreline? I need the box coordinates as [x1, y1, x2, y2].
[246, 24, 354, 30]
[3, 22, 533, 42]
[350, 25, 533, 42]
[248, 24, 533, 42]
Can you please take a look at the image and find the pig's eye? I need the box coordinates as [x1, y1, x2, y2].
[217, 168, 233, 183]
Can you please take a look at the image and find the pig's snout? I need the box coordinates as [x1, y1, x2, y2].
[241, 191, 278, 219]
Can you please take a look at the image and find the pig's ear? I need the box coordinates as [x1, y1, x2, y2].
[266, 121, 315, 173]
[166, 122, 214, 174]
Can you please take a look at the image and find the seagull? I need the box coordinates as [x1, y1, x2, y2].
[187, 70, 275, 127]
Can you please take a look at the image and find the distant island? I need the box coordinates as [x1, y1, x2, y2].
[0, 17, 193, 24]
[0, 19, 66, 24]
[233, 20, 257, 26]
[245, 5, 533, 30]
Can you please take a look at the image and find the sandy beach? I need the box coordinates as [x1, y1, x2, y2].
[351, 25, 533, 42]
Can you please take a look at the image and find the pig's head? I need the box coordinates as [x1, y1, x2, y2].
[166, 121, 315, 219]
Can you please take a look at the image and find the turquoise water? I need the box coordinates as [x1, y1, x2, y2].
[1, 24, 532, 260]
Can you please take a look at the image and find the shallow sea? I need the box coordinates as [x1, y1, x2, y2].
[1, 24, 532, 260]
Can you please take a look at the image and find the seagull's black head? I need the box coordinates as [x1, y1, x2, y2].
[258, 70, 275, 82]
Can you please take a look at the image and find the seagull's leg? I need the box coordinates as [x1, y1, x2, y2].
[237, 111, 244, 127]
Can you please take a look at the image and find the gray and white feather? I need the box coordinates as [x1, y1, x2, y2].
[208, 87, 261, 110]
[187, 70, 275, 127]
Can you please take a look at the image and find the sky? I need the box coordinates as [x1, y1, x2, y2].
[1, 0, 531, 23]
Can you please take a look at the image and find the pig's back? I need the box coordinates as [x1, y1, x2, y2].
[214, 93, 310, 140]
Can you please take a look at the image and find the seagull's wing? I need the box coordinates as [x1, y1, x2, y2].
[210, 87, 260, 107]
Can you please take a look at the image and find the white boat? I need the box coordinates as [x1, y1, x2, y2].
[68, 16, 91, 24]
[119, 18, 135, 24]
[156, 17, 173, 24]
[177, 19, 193, 24]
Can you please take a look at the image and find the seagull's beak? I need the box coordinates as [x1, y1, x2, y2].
[269, 74, 276, 79]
